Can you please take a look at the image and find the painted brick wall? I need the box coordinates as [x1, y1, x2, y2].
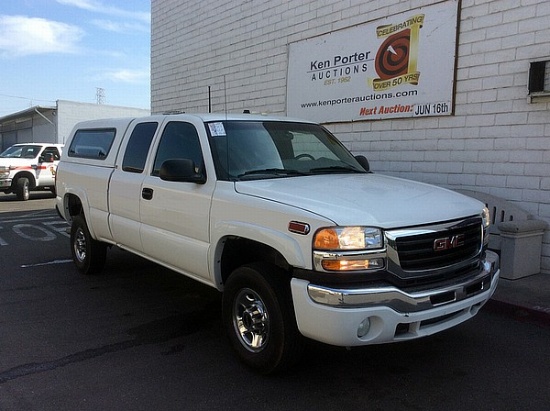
[151, 0, 550, 272]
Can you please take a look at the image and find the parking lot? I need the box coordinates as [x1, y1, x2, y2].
[1, 193, 549, 411]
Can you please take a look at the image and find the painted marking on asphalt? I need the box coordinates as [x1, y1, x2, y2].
[0, 224, 7, 245]
[0, 215, 60, 224]
[42, 221, 70, 238]
[13, 224, 57, 241]
[0, 212, 69, 246]
[21, 259, 73, 268]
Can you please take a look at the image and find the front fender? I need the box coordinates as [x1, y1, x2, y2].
[210, 220, 308, 288]
[13, 171, 36, 189]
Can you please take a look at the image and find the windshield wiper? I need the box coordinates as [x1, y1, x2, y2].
[310, 166, 365, 174]
[238, 168, 307, 179]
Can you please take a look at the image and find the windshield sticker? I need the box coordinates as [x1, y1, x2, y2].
[209, 122, 226, 137]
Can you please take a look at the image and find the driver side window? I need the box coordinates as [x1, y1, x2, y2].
[43, 147, 61, 161]
[152, 122, 204, 177]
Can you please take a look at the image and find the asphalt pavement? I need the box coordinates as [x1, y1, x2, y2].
[488, 272, 550, 326]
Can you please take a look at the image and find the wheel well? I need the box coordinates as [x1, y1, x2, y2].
[219, 237, 291, 285]
[13, 172, 36, 189]
[66, 194, 83, 218]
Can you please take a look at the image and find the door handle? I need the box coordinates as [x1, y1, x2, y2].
[142, 187, 153, 200]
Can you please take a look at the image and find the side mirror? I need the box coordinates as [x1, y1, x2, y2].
[159, 159, 206, 184]
[40, 153, 55, 163]
[355, 155, 371, 173]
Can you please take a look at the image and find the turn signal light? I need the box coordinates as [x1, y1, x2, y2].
[321, 258, 384, 271]
[314, 228, 340, 249]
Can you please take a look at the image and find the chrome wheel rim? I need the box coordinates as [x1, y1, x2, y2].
[74, 227, 87, 263]
[233, 288, 269, 352]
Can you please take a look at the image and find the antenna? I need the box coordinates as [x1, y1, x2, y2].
[223, 75, 227, 118]
[208, 86, 212, 113]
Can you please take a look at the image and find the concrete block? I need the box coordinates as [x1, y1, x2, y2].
[498, 220, 548, 279]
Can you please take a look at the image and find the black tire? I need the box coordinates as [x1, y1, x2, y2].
[222, 263, 304, 374]
[16, 177, 30, 201]
[70, 214, 107, 275]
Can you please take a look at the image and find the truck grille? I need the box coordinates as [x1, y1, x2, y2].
[389, 218, 482, 272]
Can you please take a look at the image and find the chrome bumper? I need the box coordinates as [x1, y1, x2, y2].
[307, 250, 499, 312]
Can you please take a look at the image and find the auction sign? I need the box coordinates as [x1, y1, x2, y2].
[287, 0, 458, 122]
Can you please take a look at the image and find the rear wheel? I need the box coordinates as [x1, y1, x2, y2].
[70, 214, 107, 275]
[16, 177, 30, 201]
[222, 263, 304, 374]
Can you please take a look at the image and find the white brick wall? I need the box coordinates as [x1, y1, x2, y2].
[152, 0, 550, 273]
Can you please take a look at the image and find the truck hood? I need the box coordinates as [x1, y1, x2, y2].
[234, 174, 484, 228]
[0, 158, 37, 167]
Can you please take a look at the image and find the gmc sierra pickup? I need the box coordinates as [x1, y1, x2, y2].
[55, 113, 499, 373]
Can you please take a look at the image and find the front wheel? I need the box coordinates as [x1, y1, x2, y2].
[16, 177, 30, 201]
[70, 214, 107, 275]
[222, 263, 304, 374]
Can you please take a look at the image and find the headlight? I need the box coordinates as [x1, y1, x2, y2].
[314, 226, 383, 250]
[482, 207, 491, 246]
[482, 207, 491, 229]
[313, 226, 385, 271]
[0, 167, 9, 178]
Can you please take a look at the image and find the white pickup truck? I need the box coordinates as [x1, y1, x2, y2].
[0, 143, 63, 200]
[55, 113, 500, 373]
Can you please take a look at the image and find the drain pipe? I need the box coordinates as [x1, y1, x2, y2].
[34, 108, 54, 125]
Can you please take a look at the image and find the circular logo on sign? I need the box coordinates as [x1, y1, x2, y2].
[375, 29, 410, 80]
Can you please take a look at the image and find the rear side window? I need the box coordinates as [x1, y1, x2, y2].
[122, 122, 158, 173]
[68, 129, 116, 159]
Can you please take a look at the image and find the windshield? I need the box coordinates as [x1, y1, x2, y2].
[0, 145, 41, 159]
[206, 121, 366, 181]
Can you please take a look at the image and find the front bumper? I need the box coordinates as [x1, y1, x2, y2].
[290, 250, 500, 347]
[0, 178, 12, 188]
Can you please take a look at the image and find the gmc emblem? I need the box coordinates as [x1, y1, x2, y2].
[434, 234, 465, 251]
